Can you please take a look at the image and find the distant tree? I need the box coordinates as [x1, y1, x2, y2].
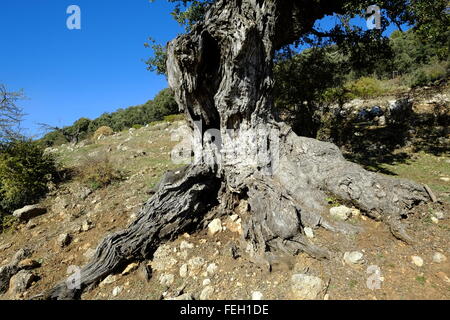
[0, 84, 25, 142]
[39, 117, 91, 145]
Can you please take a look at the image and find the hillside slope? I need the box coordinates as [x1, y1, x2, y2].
[0, 91, 449, 300]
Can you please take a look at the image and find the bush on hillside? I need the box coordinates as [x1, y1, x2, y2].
[0, 140, 58, 213]
[346, 77, 384, 100]
[93, 126, 114, 141]
[76, 155, 123, 190]
[407, 61, 449, 87]
[164, 114, 185, 122]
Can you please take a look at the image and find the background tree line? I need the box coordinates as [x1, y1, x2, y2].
[39, 88, 179, 147]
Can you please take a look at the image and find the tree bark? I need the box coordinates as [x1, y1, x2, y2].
[46, 0, 431, 299]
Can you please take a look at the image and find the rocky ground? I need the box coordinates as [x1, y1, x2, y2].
[0, 89, 449, 300]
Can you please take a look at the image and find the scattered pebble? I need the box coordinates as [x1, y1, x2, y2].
[208, 219, 223, 236]
[291, 274, 324, 300]
[112, 286, 123, 297]
[252, 291, 264, 300]
[206, 263, 218, 276]
[200, 286, 215, 300]
[344, 251, 364, 265]
[122, 262, 139, 275]
[330, 206, 352, 221]
[433, 252, 447, 263]
[411, 256, 424, 267]
[304, 227, 314, 239]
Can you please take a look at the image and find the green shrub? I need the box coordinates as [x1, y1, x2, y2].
[163, 114, 185, 122]
[0, 140, 58, 213]
[408, 61, 449, 87]
[346, 77, 384, 99]
[0, 213, 18, 233]
[132, 124, 143, 130]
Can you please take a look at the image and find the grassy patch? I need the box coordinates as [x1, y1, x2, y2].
[415, 276, 426, 285]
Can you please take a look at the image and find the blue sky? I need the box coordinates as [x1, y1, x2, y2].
[1, 0, 183, 138]
[0, 1, 400, 138]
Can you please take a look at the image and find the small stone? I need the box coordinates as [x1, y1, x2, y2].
[433, 211, 445, 220]
[351, 209, 361, 218]
[304, 227, 314, 239]
[440, 177, 450, 182]
[411, 256, 424, 267]
[330, 206, 352, 221]
[230, 214, 239, 222]
[112, 286, 123, 297]
[203, 279, 211, 286]
[431, 217, 439, 224]
[139, 264, 152, 281]
[17, 259, 41, 270]
[199, 286, 215, 300]
[9, 270, 37, 294]
[13, 205, 47, 221]
[159, 273, 175, 286]
[179, 264, 189, 278]
[81, 220, 93, 232]
[324, 294, 330, 300]
[206, 263, 218, 276]
[208, 219, 223, 236]
[433, 252, 447, 263]
[57, 233, 72, 248]
[344, 251, 364, 265]
[252, 291, 264, 300]
[291, 274, 324, 300]
[99, 275, 119, 287]
[122, 262, 139, 275]
[180, 241, 194, 250]
[12, 248, 33, 265]
[188, 257, 206, 273]
[167, 293, 193, 300]
[152, 244, 178, 272]
[26, 221, 37, 230]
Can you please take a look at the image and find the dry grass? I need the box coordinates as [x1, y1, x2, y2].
[75, 154, 123, 190]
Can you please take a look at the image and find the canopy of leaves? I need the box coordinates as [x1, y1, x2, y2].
[146, 0, 449, 77]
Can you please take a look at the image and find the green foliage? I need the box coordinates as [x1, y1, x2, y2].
[148, 88, 179, 120]
[144, 37, 168, 76]
[346, 77, 384, 99]
[0, 140, 58, 213]
[164, 114, 185, 122]
[40, 88, 180, 147]
[150, 0, 214, 30]
[407, 60, 449, 87]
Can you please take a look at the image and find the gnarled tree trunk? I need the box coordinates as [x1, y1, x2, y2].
[47, 0, 431, 299]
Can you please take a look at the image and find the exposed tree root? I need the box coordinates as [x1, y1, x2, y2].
[46, 165, 221, 299]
